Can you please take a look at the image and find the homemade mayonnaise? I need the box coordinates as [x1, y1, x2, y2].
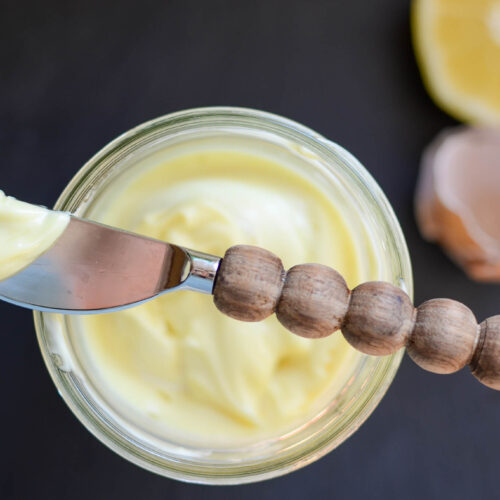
[0, 191, 69, 280]
[74, 149, 365, 446]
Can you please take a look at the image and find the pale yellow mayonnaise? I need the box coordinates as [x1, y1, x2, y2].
[0, 191, 69, 280]
[74, 150, 365, 446]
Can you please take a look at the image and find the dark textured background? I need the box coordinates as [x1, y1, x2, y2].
[1, 1, 499, 499]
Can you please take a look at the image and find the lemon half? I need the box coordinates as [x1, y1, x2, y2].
[412, 0, 500, 124]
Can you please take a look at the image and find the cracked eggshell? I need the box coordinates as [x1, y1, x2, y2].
[415, 127, 500, 282]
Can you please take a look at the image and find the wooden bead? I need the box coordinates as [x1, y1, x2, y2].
[213, 245, 285, 322]
[407, 298, 479, 374]
[470, 316, 500, 390]
[341, 281, 415, 356]
[276, 264, 350, 338]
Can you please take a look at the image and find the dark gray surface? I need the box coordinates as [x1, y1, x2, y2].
[1, 1, 499, 499]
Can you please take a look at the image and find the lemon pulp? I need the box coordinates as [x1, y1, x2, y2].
[413, 0, 500, 123]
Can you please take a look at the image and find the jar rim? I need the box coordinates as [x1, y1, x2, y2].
[35, 106, 411, 484]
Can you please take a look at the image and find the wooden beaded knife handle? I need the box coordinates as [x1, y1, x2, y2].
[213, 245, 500, 391]
[0, 210, 497, 391]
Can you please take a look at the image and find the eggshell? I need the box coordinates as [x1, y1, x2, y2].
[415, 127, 500, 281]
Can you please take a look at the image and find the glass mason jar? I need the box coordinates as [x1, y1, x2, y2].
[34, 107, 412, 484]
